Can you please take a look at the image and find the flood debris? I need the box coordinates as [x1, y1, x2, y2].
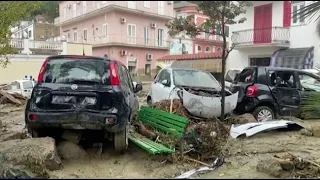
[257, 153, 320, 178]
[0, 90, 27, 106]
[141, 99, 230, 162]
[230, 120, 305, 138]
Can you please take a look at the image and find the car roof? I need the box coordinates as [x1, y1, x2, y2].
[246, 66, 307, 72]
[165, 67, 207, 72]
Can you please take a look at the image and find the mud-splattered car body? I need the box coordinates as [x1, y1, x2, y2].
[25, 55, 142, 152]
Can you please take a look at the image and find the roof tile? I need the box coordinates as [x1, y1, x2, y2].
[157, 53, 222, 61]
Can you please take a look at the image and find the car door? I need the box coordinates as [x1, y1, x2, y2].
[151, 69, 173, 103]
[118, 64, 132, 109]
[122, 65, 139, 115]
[268, 70, 301, 116]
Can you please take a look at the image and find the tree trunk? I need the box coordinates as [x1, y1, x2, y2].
[220, 2, 227, 120]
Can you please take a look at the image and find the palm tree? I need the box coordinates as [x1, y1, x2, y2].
[295, 1, 320, 36]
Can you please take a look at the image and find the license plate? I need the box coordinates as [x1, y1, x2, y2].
[52, 96, 76, 104]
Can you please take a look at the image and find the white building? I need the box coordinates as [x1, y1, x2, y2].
[11, 21, 34, 39]
[227, 1, 319, 70]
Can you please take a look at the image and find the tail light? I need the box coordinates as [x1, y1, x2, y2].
[246, 85, 258, 98]
[110, 61, 120, 86]
[37, 58, 49, 83]
[29, 114, 37, 121]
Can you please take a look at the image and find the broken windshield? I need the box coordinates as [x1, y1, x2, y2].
[43, 58, 110, 85]
[173, 69, 221, 90]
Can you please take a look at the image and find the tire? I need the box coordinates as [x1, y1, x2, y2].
[252, 106, 275, 122]
[147, 96, 152, 105]
[114, 126, 128, 154]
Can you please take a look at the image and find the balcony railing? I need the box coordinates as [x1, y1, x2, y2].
[10, 39, 24, 49]
[29, 40, 63, 50]
[92, 34, 170, 48]
[231, 27, 290, 46]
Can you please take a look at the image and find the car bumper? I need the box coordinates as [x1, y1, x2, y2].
[25, 111, 127, 133]
[234, 98, 259, 113]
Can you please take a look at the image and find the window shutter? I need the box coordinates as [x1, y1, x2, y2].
[283, 1, 292, 27]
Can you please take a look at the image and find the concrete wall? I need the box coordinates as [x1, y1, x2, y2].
[66, 43, 92, 55]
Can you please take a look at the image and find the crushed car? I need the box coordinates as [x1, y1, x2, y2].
[230, 66, 320, 122]
[147, 67, 238, 118]
[25, 55, 143, 153]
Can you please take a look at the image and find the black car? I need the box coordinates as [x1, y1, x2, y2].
[230, 66, 320, 122]
[25, 55, 142, 153]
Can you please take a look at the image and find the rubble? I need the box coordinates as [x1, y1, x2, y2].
[257, 154, 320, 178]
[57, 141, 88, 160]
[231, 113, 257, 124]
[147, 99, 229, 161]
[0, 90, 27, 106]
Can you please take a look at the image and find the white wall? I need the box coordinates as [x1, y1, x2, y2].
[12, 24, 34, 40]
[170, 38, 193, 55]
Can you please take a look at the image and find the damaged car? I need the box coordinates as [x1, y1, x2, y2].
[230, 66, 320, 122]
[147, 67, 238, 118]
[25, 55, 142, 153]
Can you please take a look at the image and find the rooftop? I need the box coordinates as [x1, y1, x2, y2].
[157, 53, 221, 61]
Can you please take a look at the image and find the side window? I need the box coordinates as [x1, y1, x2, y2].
[119, 65, 130, 88]
[122, 65, 134, 91]
[299, 73, 320, 91]
[157, 69, 171, 85]
[269, 71, 297, 88]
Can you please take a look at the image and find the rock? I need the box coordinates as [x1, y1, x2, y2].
[57, 141, 88, 160]
[278, 160, 295, 171]
[256, 158, 286, 178]
[0, 120, 2, 129]
[0, 137, 62, 178]
[300, 128, 313, 136]
[61, 130, 82, 144]
[234, 113, 257, 124]
[310, 123, 320, 137]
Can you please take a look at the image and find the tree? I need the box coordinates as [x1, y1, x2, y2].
[294, 1, 320, 37]
[31, 1, 59, 21]
[166, 1, 252, 119]
[0, 1, 41, 67]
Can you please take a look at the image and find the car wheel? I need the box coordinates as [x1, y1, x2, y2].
[114, 125, 128, 154]
[252, 106, 275, 122]
[147, 96, 152, 105]
[27, 127, 39, 138]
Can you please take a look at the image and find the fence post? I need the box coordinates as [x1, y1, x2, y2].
[21, 39, 31, 55]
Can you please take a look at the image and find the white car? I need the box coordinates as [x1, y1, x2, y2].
[147, 68, 239, 118]
[6, 80, 36, 98]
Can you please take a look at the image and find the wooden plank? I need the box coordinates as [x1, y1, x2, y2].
[139, 113, 185, 133]
[140, 106, 189, 124]
[139, 111, 188, 129]
[140, 118, 184, 137]
[0, 90, 22, 105]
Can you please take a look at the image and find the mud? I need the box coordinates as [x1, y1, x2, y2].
[2, 83, 320, 178]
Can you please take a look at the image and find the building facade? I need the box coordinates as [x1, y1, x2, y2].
[227, 1, 318, 71]
[55, 1, 175, 78]
[170, 1, 225, 55]
[11, 15, 60, 41]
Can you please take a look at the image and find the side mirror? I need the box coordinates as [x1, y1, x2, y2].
[161, 79, 170, 87]
[134, 83, 143, 93]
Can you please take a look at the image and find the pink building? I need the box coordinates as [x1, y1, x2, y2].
[170, 1, 225, 55]
[55, 1, 174, 78]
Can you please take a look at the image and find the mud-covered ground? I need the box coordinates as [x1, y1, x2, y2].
[1, 83, 320, 178]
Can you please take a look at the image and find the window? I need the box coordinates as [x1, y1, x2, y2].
[145, 64, 151, 75]
[83, 1, 87, 13]
[157, 69, 171, 86]
[158, 1, 164, 15]
[268, 71, 296, 88]
[28, 30, 32, 38]
[144, 1, 151, 8]
[205, 46, 211, 52]
[292, 1, 305, 25]
[23, 82, 33, 89]
[83, 29, 87, 41]
[299, 73, 320, 91]
[128, 24, 136, 44]
[144, 27, 149, 45]
[197, 45, 202, 52]
[157, 29, 164, 47]
[128, 1, 136, 9]
[73, 3, 77, 17]
[73, 32, 77, 42]
[225, 69, 241, 83]
[63, 7, 67, 18]
[119, 65, 130, 88]
[250, 57, 271, 66]
[235, 68, 256, 83]
[103, 24, 108, 43]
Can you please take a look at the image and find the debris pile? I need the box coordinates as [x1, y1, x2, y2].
[300, 92, 320, 119]
[257, 153, 320, 178]
[144, 99, 230, 162]
[0, 90, 27, 106]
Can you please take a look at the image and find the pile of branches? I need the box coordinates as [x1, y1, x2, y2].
[149, 99, 229, 162]
[0, 90, 27, 106]
[300, 92, 320, 119]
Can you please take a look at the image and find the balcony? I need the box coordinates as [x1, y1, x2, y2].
[55, 1, 174, 26]
[92, 34, 170, 49]
[231, 27, 290, 49]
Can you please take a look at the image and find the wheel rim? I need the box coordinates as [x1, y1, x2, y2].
[257, 109, 273, 122]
